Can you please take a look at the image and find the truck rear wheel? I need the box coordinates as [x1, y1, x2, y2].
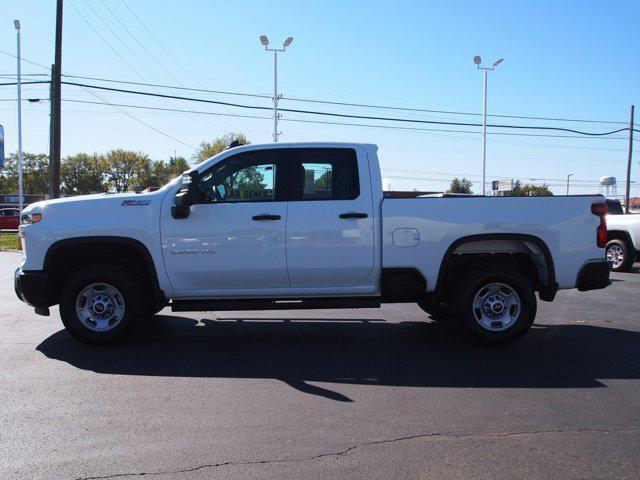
[605, 239, 634, 272]
[59, 265, 144, 344]
[451, 269, 536, 345]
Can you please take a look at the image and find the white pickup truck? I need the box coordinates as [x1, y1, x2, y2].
[15, 142, 610, 345]
[604, 199, 640, 271]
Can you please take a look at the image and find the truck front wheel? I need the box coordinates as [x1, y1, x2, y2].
[451, 269, 536, 345]
[59, 265, 145, 344]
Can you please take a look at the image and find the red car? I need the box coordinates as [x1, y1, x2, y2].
[0, 208, 20, 230]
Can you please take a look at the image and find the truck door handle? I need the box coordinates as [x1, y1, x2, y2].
[339, 212, 368, 219]
[252, 214, 281, 221]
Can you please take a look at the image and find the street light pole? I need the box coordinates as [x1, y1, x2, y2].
[566, 173, 573, 195]
[273, 49, 278, 143]
[474, 56, 503, 196]
[14, 20, 24, 214]
[260, 35, 293, 143]
[482, 69, 487, 196]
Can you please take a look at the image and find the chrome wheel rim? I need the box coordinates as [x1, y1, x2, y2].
[75, 283, 125, 332]
[472, 282, 521, 332]
[606, 245, 624, 269]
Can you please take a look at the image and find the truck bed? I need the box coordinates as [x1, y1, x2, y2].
[381, 195, 605, 290]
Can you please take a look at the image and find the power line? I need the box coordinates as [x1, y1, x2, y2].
[381, 173, 631, 189]
[117, 0, 250, 131]
[64, 0, 196, 149]
[84, 0, 228, 132]
[0, 80, 633, 144]
[0, 73, 48, 77]
[0, 48, 634, 128]
[60, 98, 634, 150]
[0, 98, 48, 102]
[380, 168, 626, 184]
[0, 49, 50, 70]
[6, 67, 625, 126]
[0, 48, 633, 130]
[0, 81, 50, 87]
[59, 74, 272, 99]
[1, 49, 635, 149]
[59, 80, 631, 137]
[63, 97, 270, 121]
[281, 95, 629, 125]
[69, 0, 219, 133]
[281, 117, 631, 141]
[68, 1, 147, 81]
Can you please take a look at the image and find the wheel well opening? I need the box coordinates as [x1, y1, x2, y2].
[45, 239, 162, 307]
[436, 237, 556, 305]
[607, 230, 632, 246]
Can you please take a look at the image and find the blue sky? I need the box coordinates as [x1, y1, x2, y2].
[0, 0, 638, 194]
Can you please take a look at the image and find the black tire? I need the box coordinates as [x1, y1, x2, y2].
[417, 297, 450, 321]
[606, 239, 634, 272]
[59, 265, 145, 344]
[451, 269, 536, 346]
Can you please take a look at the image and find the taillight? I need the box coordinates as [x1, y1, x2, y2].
[591, 203, 608, 248]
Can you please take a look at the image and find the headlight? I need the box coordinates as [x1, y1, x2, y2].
[21, 213, 42, 224]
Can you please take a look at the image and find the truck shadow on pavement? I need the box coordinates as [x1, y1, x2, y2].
[36, 316, 640, 402]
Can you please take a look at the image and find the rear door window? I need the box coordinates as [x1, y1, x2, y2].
[288, 148, 359, 201]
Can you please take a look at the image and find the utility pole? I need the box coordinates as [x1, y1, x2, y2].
[48, 0, 63, 199]
[260, 35, 293, 142]
[474, 56, 503, 195]
[566, 173, 573, 196]
[624, 105, 635, 214]
[14, 20, 24, 213]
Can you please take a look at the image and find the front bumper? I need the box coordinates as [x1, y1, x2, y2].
[14, 268, 50, 314]
[576, 261, 611, 292]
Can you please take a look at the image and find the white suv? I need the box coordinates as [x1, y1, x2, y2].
[605, 199, 640, 271]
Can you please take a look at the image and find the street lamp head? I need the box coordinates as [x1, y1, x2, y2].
[493, 58, 504, 67]
[260, 35, 269, 46]
[14, 20, 21, 30]
[283, 36, 293, 47]
[473, 55, 481, 65]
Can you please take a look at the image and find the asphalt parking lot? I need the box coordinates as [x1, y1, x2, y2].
[1, 251, 639, 479]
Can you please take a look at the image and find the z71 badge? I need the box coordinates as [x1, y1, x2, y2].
[121, 199, 150, 206]
[171, 248, 215, 255]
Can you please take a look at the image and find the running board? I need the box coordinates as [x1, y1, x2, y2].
[171, 297, 381, 312]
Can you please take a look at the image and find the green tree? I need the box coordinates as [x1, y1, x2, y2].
[137, 156, 192, 189]
[447, 177, 473, 194]
[167, 155, 190, 178]
[103, 149, 150, 192]
[0, 152, 49, 193]
[522, 184, 553, 196]
[61, 153, 107, 195]
[500, 180, 553, 197]
[228, 166, 266, 190]
[314, 170, 332, 192]
[194, 133, 249, 164]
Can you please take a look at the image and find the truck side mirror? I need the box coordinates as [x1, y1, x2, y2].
[171, 171, 198, 219]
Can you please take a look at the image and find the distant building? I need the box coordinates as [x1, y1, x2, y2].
[0, 193, 48, 210]
[622, 196, 640, 213]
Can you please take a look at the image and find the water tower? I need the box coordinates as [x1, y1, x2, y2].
[599, 176, 617, 197]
